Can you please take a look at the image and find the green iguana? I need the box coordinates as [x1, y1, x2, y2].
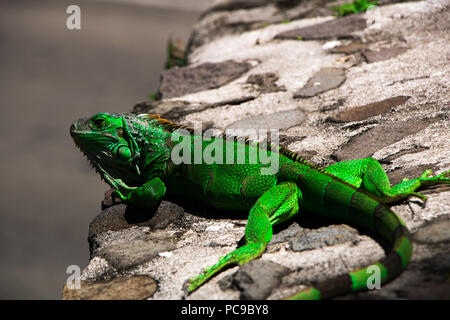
[70, 112, 449, 299]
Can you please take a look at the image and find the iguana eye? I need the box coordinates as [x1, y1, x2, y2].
[93, 118, 106, 128]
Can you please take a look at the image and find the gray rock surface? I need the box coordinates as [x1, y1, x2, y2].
[328, 95, 410, 122]
[62, 275, 157, 300]
[245, 72, 286, 93]
[218, 259, 291, 300]
[294, 67, 346, 98]
[227, 108, 305, 130]
[289, 225, 360, 252]
[332, 116, 442, 161]
[159, 60, 252, 98]
[362, 46, 410, 63]
[413, 215, 450, 244]
[70, 0, 450, 300]
[275, 13, 367, 40]
[96, 232, 179, 271]
[186, 0, 351, 53]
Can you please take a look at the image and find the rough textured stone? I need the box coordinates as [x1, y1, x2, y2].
[333, 117, 441, 161]
[329, 96, 410, 122]
[147, 201, 186, 230]
[269, 222, 362, 253]
[413, 215, 450, 244]
[89, 201, 184, 238]
[204, 0, 275, 13]
[290, 225, 360, 252]
[162, 96, 257, 121]
[218, 259, 290, 300]
[379, 145, 430, 165]
[294, 67, 346, 98]
[159, 60, 252, 98]
[329, 41, 371, 54]
[419, 250, 450, 278]
[270, 222, 304, 244]
[96, 232, 178, 271]
[397, 282, 450, 300]
[90, 205, 151, 238]
[62, 275, 157, 300]
[363, 46, 409, 63]
[275, 13, 366, 40]
[187, 0, 346, 53]
[227, 108, 305, 130]
[245, 72, 286, 93]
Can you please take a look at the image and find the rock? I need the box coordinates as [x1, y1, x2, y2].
[294, 67, 346, 98]
[159, 60, 252, 99]
[269, 222, 361, 252]
[419, 250, 450, 276]
[218, 259, 291, 300]
[320, 97, 346, 111]
[227, 108, 305, 131]
[162, 96, 257, 121]
[132, 100, 192, 118]
[101, 188, 123, 209]
[362, 46, 409, 63]
[187, 0, 341, 53]
[204, 0, 274, 13]
[379, 145, 430, 165]
[278, 134, 306, 147]
[332, 117, 441, 161]
[270, 222, 304, 244]
[275, 13, 367, 41]
[329, 96, 410, 122]
[289, 225, 360, 252]
[413, 215, 450, 244]
[397, 282, 450, 300]
[147, 201, 185, 230]
[89, 201, 184, 238]
[329, 41, 371, 54]
[89, 204, 153, 238]
[245, 72, 286, 93]
[96, 232, 178, 271]
[62, 275, 157, 300]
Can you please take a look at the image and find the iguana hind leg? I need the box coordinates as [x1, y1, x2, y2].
[184, 182, 301, 295]
[325, 158, 449, 204]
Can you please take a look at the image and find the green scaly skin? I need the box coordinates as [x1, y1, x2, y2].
[70, 112, 450, 299]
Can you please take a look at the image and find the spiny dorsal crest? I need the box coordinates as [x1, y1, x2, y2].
[135, 113, 327, 171]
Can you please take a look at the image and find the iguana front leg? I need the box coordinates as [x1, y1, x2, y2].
[325, 157, 449, 204]
[113, 177, 166, 208]
[184, 182, 301, 296]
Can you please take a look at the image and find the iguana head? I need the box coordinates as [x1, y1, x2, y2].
[70, 112, 143, 189]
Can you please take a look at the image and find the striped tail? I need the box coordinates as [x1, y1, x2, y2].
[287, 185, 413, 300]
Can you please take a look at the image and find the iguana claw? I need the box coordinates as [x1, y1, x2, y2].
[112, 189, 127, 201]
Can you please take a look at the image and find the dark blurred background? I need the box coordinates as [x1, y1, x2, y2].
[0, 0, 210, 299]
